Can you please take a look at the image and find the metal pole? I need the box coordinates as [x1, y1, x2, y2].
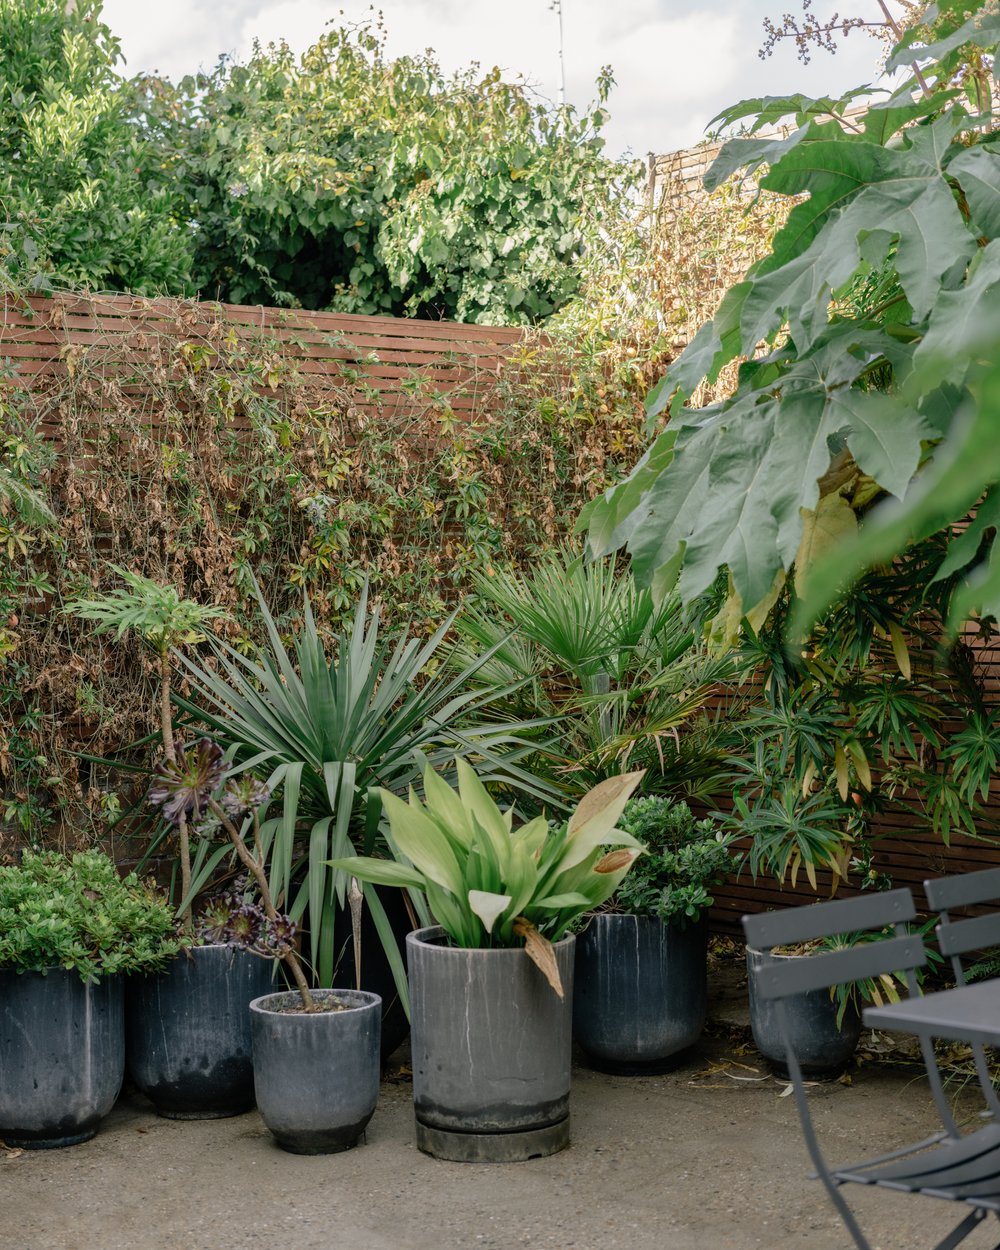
[550, 0, 566, 106]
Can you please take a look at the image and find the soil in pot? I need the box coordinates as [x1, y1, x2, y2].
[0, 968, 124, 1149]
[250, 988, 381, 1155]
[573, 913, 707, 1074]
[126, 944, 275, 1119]
[746, 945, 862, 1076]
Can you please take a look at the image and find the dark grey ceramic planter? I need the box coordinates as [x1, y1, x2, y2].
[746, 946, 862, 1076]
[573, 913, 707, 1073]
[0, 968, 124, 1148]
[250, 988, 381, 1155]
[126, 944, 276, 1119]
[407, 925, 574, 1163]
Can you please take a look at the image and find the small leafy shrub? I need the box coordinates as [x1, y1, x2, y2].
[0, 849, 180, 981]
[612, 796, 734, 926]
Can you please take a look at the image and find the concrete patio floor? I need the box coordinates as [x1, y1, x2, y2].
[4, 960, 998, 1250]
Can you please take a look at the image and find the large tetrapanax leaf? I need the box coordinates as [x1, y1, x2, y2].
[795, 377, 1000, 637]
[677, 402, 782, 604]
[913, 239, 1000, 386]
[664, 115, 973, 406]
[948, 143, 1000, 239]
[832, 390, 930, 500]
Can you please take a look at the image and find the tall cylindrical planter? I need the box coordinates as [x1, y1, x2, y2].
[407, 925, 574, 1163]
[573, 913, 707, 1073]
[0, 968, 124, 1148]
[126, 945, 275, 1119]
[746, 946, 862, 1076]
[250, 988, 381, 1155]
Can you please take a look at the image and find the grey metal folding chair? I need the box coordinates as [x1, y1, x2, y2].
[925, 866, 1000, 1122]
[743, 888, 1000, 1250]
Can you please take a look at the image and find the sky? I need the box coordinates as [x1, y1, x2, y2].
[100, 1, 892, 159]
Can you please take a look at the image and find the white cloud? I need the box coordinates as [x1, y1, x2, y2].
[102, 0, 891, 159]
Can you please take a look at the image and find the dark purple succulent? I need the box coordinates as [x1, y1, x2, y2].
[149, 737, 228, 825]
[192, 881, 296, 960]
[221, 775, 272, 820]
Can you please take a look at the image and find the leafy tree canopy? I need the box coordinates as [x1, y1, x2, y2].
[140, 20, 628, 322]
[584, 0, 1000, 640]
[0, 0, 193, 293]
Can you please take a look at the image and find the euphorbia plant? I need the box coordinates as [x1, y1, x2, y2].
[150, 736, 317, 1010]
[331, 761, 646, 997]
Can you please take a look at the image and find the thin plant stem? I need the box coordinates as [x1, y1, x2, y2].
[207, 797, 316, 1010]
[876, 0, 931, 98]
[159, 650, 193, 931]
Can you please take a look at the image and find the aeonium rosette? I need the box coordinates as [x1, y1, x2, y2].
[149, 737, 316, 1010]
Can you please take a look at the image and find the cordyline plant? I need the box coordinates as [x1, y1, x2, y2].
[150, 736, 317, 1010]
[64, 566, 228, 928]
[331, 761, 646, 998]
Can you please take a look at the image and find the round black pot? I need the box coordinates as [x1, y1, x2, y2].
[573, 913, 707, 1074]
[0, 967, 124, 1149]
[746, 946, 862, 1076]
[328, 885, 412, 1061]
[406, 925, 574, 1163]
[250, 988, 381, 1155]
[126, 945, 275, 1119]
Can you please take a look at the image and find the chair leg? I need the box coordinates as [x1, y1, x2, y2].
[932, 1207, 986, 1250]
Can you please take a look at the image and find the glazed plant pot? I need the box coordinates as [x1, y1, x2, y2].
[126, 944, 276, 1119]
[746, 946, 862, 1076]
[250, 988, 381, 1154]
[407, 925, 575, 1163]
[0, 968, 124, 1149]
[573, 913, 707, 1073]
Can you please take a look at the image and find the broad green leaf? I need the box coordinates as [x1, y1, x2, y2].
[467, 889, 512, 934]
[454, 758, 510, 843]
[678, 403, 782, 604]
[533, 892, 592, 908]
[580, 429, 677, 556]
[794, 492, 858, 596]
[913, 239, 1000, 387]
[327, 855, 426, 892]
[949, 144, 1000, 240]
[931, 487, 1000, 584]
[834, 390, 929, 500]
[626, 420, 724, 591]
[378, 788, 465, 895]
[794, 379, 1000, 635]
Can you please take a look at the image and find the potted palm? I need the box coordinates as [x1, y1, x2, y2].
[149, 738, 382, 1154]
[573, 795, 736, 1073]
[332, 761, 645, 1162]
[0, 849, 179, 1148]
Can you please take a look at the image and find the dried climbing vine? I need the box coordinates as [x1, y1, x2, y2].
[0, 294, 646, 850]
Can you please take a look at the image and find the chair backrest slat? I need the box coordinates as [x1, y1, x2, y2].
[935, 910, 1000, 958]
[751, 934, 926, 1000]
[924, 866, 1000, 912]
[742, 888, 916, 952]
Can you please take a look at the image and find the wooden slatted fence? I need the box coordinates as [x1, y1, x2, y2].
[0, 293, 527, 429]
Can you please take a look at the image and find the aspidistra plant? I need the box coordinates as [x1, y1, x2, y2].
[331, 761, 646, 997]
